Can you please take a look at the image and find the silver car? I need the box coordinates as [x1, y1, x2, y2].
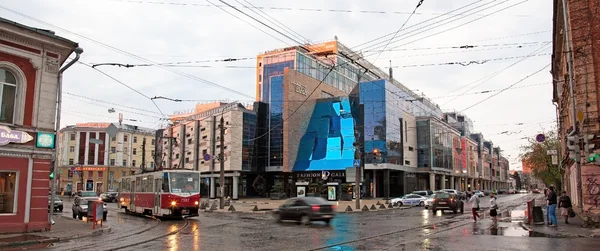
[424, 194, 435, 209]
[72, 197, 108, 220]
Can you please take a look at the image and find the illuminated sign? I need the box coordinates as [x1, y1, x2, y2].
[0, 126, 33, 145]
[36, 132, 55, 149]
[75, 123, 110, 128]
[75, 167, 107, 171]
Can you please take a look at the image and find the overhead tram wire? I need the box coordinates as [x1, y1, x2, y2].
[361, 0, 529, 58]
[440, 42, 551, 105]
[238, 0, 311, 44]
[460, 63, 551, 112]
[371, 0, 425, 65]
[0, 5, 255, 100]
[204, 0, 292, 46]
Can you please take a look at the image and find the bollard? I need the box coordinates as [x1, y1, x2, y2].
[370, 204, 377, 210]
[387, 203, 394, 209]
[345, 205, 353, 212]
[362, 205, 370, 211]
[228, 205, 236, 212]
[210, 201, 218, 211]
[252, 205, 259, 211]
[376, 201, 381, 205]
[379, 204, 386, 209]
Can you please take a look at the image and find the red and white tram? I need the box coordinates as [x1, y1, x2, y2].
[118, 170, 201, 218]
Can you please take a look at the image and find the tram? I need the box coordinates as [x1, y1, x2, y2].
[118, 170, 201, 218]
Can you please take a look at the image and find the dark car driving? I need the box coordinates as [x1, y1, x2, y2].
[431, 192, 464, 214]
[273, 197, 336, 225]
[100, 192, 118, 202]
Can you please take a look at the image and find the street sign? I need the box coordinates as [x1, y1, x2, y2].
[536, 134, 545, 143]
[203, 154, 211, 161]
[106, 124, 119, 137]
[353, 159, 360, 167]
[89, 138, 104, 145]
[546, 150, 558, 155]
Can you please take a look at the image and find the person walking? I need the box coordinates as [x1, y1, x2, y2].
[547, 186, 558, 227]
[558, 191, 573, 224]
[489, 193, 498, 224]
[469, 191, 481, 222]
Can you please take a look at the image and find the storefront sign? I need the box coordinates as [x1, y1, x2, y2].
[36, 132, 55, 149]
[293, 82, 308, 96]
[295, 171, 345, 179]
[297, 186, 306, 197]
[75, 167, 107, 171]
[0, 126, 33, 146]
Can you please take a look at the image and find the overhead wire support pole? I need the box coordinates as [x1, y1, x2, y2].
[219, 115, 226, 209]
[560, 0, 582, 210]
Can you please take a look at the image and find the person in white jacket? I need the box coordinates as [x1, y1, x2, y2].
[489, 193, 498, 223]
[469, 192, 480, 222]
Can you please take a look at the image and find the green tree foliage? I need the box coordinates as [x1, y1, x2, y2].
[519, 129, 562, 188]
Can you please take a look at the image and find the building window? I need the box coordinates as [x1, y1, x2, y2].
[150, 162, 154, 168]
[124, 147, 128, 154]
[70, 133, 75, 141]
[185, 157, 190, 163]
[0, 172, 17, 213]
[110, 159, 115, 165]
[122, 160, 127, 166]
[69, 146, 75, 152]
[98, 171, 103, 179]
[111, 136, 116, 141]
[111, 147, 116, 153]
[151, 139, 155, 146]
[124, 135, 128, 142]
[132, 160, 136, 167]
[133, 148, 137, 155]
[69, 159, 74, 165]
[151, 150, 155, 156]
[87, 171, 93, 178]
[133, 136, 137, 143]
[122, 171, 126, 177]
[0, 68, 17, 124]
[188, 138, 192, 144]
[408, 146, 414, 151]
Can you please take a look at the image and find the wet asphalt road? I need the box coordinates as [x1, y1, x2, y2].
[46, 194, 600, 251]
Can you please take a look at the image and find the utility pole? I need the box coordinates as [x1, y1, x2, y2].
[141, 137, 146, 172]
[219, 115, 226, 209]
[561, 0, 583, 210]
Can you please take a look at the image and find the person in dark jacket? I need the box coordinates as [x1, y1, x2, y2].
[558, 191, 573, 224]
[547, 186, 558, 227]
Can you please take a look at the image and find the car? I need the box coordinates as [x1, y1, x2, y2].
[72, 197, 108, 221]
[431, 192, 464, 214]
[519, 189, 528, 194]
[48, 196, 63, 212]
[100, 192, 119, 203]
[508, 189, 517, 194]
[438, 189, 465, 200]
[474, 191, 485, 197]
[532, 189, 541, 194]
[273, 197, 336, 225]
[390, 194, 428, 207]
[424, 194, 435, 209]
[412, 190, 434, 197]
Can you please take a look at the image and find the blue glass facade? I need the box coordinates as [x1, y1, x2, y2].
[242, 112, 257, 171]
[356, 80, 407, 166]
[293, 98, 356, 171]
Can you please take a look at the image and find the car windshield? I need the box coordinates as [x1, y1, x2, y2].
[80, 191, 97, 197]
[48, 196, 61, 202]
[169, 172, 200, 194]
[436, 193, 451, 199]
[428, 194, 435, 199]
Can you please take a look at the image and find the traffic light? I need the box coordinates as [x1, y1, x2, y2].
[566, 135, 580, 162]
[583, 134, 598, 162]
[372, 148, 381, 164]
[49, 172, 54, 179]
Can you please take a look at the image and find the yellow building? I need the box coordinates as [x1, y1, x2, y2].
[56, 123, 156, 194]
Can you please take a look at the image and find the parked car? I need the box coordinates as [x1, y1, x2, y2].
[412, 190, 434, 197]
[519, 189, 528, 194]
[532, 188, 541, 194]
[72, 197, 107, 220]
[273, 197, 335, 225]
[391, 194, 428, 207]
[424, 194, 435, 209]
[100, 192, 119, 202]
[48, 196, 63, 212]
[508, 189, 517, 194]
[431, 192, 464, 214]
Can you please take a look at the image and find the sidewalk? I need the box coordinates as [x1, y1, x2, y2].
[521, 196, 600, 238]
[0, 216, 111, 248]
[201, 197, 413, 213]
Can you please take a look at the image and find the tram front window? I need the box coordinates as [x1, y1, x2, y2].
[169, 172, 200, 194]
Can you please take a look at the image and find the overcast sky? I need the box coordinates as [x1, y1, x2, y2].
[1, 0, 554, 170]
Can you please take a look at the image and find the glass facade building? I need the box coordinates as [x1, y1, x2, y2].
[293, 98, 356, 171]
[416, 117, 460, 171]
[242, 112, 257, 171]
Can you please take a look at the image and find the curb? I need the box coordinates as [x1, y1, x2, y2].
[0, 225, 111, 248]
[519, 221, 600, 239]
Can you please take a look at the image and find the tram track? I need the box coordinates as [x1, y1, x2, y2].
[308, 195, 532, 250]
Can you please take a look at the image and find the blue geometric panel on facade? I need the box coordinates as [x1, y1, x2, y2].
[293, 98, 356, 171]
[269, 75, 285, 166]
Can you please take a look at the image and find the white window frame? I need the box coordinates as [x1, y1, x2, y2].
[0, 65, 24, 125]
[0, 171, 19, 215]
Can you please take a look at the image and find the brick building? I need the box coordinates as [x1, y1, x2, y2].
[0, 18, 79, 233]
[552, 0, 600, 224]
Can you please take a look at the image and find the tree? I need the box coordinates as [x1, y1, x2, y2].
[519, 129, 563, 189]
[511, 171, 522, 190]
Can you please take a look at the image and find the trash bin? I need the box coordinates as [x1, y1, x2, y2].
[532, 206, 545, 224]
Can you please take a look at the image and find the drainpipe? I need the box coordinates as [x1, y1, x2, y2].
[553, 102, 564, 193]
[50, 47, 83, 225]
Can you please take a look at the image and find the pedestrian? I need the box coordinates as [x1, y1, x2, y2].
[558, 190, 573, 224]
[489, 193, 498, 224]
[547, 186, 558, 227]
[469, 191, 481, 222]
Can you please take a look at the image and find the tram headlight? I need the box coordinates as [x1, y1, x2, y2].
[195, 201, 199, 205]
[171, 201, 176, 206]
[120, 198, 124, 202]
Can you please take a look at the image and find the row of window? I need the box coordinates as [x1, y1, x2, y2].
[68, 133, 156, 145]
[0, 68, 17, 124]
[67, 158, 154, 168]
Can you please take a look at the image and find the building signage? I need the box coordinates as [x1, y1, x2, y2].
[293, 82, 308, 96]
[36, 132, 55, 149]
[295, 171, 345, 179]
[0, 126, 33, 146]
[76, 122, 111, 128]
[75, 167, 107, 171]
